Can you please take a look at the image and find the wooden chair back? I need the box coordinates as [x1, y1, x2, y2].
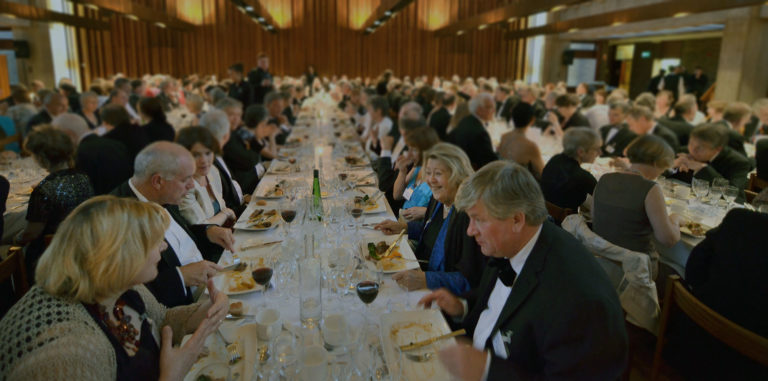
[748, 173, 768, 193]
[651, 275, 768, 380]
[745, 189, 757, 204]
[545, 201, 575, 225]
[0, 247, 30, 305]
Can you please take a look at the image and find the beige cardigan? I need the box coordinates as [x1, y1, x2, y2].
[179, 168, 227, 225]
[0, 285, 205, 380]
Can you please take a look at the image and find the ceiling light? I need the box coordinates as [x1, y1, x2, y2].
[567, 28, 579, 33]
[551, 5, 567, 12]
[245, 6, 254, 12]
[478, 24, 487, 30]
[673, 12, 690, 18]
[238, 7, 246, 13]
[384, 11, 392, 16]
[125, 14, 139, 21]
[374, 20, 381, 26]
[507, 17, 516, 23]
[267, 25, 274, 30]
[257, 16, 265, 22]
[155, 22, 166, 28]
[611, 21, 624, 26]
[366, 27, 374, 33]
[457, 30, 464, 36]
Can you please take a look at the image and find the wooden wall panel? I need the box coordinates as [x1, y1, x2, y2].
[74, 0, 528, 85]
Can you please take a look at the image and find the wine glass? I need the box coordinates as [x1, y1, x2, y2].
[692, 178, 709, 203]
[252, 260, 274, 306]
[280, 198, 299, 235]
[347, 198, 364, 234]
[355, 264, 382, 316]
[723, 185, 738, 210]
[709, 181, 724, 207]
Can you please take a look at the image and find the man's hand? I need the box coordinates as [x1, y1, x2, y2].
[206, 226, 235, 252]
[179, 261, 222, 287]
[374, 219, 407, 235]
[392, 269, 427, 291]
[438, 343, 489, 381]
[418, 288, 465, 317]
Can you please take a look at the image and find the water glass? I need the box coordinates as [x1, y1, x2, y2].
[299, 257, 323, 328]
[692, 178, 709, 201]
[723, 185, 738, 209]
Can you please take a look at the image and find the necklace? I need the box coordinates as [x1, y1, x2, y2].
[88, 299, 142, 353]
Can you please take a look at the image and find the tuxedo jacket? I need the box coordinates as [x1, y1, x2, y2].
[667, 146, 751, 202]
[459, 221, 627, 380]
[373, 151, 406, 213]
[659, 115, 694, 147]
[599, 123, 636, 157]
[76, 134, 133, 195]
[213, 158, 246, 216]
[248, 68, 274, 105]
[222, 130, 262, 194]
[652, 124, 680, 152]
[428, 106, 451, 141]
[111, 181, 221, 307]
[446, 115, 497, 169]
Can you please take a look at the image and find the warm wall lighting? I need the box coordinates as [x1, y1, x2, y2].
[176, 0, 212, 26]
[124, 14, 139, 21]
[155, 22, 166, 28]
[1, 13, 16, 19]
[673, 12, 690, 18]
[611, 21, 624, 26]
[418, 0, 450, 31]
[507, 17, 516, 23]
[551, 5, 567, 12]
[567, 28, 579, 33]
[85, 4, 99, 11]
[260, 0, 292, 28]
[478, 24, 487, 30]
[457, 30, 465, 35]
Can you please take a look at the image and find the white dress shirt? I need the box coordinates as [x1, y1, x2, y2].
[129, 179, 204, 292]
[473, 225, 543, 380]
[215, 156, 244, 204]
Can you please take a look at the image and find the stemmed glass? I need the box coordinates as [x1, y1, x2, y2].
[280, 197, 299, 236]
[355, 263, 382, 317]
[723, 185, 738, 210]
[252, 256, 275, 306]
[347, 197, 364, 234]
[709, 180, 725, 207]
[692, 178, 709, 204]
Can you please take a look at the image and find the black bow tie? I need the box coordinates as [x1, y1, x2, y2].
[489, 258, 517, 287]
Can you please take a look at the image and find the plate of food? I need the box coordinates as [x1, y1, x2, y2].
[680, 220, 710, 238]
[212, 261, 267, 296]
[255, 181, 286, 199]
[360, 236, 419, 273]
[268, 160, 293, 174]
[344, 155, 368, 168]
[380, 309, 457, 381]
[234, 208, 280, 231]
[182, 331, 230, 381]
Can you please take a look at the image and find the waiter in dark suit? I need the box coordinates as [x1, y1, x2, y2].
[743, 99, 768, 140]
[627, 105, 679, 151]
[446, 93, 498, 169]
[419, 161, 627, 381]
[669, 123, 751, 202]
[227, 63, 252, 108]
[599, 102, 636, 157]
[647, 69, 666, 94]
[110, 142, 235, 307]
[428, 93, 455, 141]
[248, 52, 274, 105]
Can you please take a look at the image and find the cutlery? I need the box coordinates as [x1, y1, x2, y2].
[381, 229, 406, 259]
[403, 351, 434, 362]
[216, 328, 242, 364]
[239, 240, 282, 251]
[398, 328, 467, 351]
[224, 313, 255, 320]
[220, 258, 243, 272]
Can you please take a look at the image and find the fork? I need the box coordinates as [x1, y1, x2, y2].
[216, 328, 242, 365]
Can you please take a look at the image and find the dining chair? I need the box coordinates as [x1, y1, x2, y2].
[0, 247, 30, 308]
[651, 275, 768, 380]
[545, 201, 575, 225]
[747, 173, 768, 193]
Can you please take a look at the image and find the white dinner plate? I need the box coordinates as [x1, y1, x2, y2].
[359, 235, 419, 273]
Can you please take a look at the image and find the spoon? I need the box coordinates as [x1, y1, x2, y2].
[403, 351, 434, 362]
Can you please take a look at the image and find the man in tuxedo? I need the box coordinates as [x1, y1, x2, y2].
[53, 113, 133, 195]
[26, 92, 68, 133]
[743, 98, 768, 140]
[265, 91, 292, 145]
[647, 69, 666, 94]
[200, 109, 246, 216]
[599, 102, 636, 157]
[428, 92, 455, 140]
[227, 63, 252, 108]
[626, 105, 679, 151]
[111, 142, 235, 307]
[494, 85, 516, 124]
[669, 123, 751, 201]
[248, 52, 274, 105]
[718, 102, 751, 157]
[447, 93, 498, 169]
[659, 96, 696, 147]
[419, 161, 627, 381]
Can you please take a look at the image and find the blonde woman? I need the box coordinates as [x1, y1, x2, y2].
[0, 196, 229, 380]
[375, 143, 486, 294]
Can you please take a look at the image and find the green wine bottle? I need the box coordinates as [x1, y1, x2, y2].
[312, 169, 323, 220]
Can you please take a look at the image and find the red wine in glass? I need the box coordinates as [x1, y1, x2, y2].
[350, 208, 363, 219]
[252, 267, 274, 287]
[356, 281, 380, 304]
[338, 173, 348, 181]
[281, 210, 297, 223]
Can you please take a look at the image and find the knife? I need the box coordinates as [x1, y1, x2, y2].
[398, 329, 467, 351]
[381, 229, 406, 259]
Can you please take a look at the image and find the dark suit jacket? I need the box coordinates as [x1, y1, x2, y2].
[228, 80, 252, 108]
[222, 130, 262, 194]
[459, 221, 627, 380]
[713, 120, 749, 158]
[76, 134, 133, 195]
[562, 111, 591, 130]
[497, 97, 517, 123]
[652, 124, 680, 152]
[667, 146, 751, 202]
[540, 153, 597, 210]
[103, 123, 151, 164]
[665, 209, 768, 380]
[742, 115, 765, 140]
[372, 153, 405, 214]
[110, 181, 221, 307]
[599, 123, 636, 157]
[213, 158, 246, 216]
[428, 106, 451, 141]
[663, 73, 680, 93]
[648, 75, 664, 94]
[142, 119, 176, 143]
[248, 68, 274, 105]
[659, 115, 694, 147]
[756, 139, 768, 181]
[25, 110, 52, 133]
[446, 115, 497, 169]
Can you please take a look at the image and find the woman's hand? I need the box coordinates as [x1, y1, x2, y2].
[401, 207, 427, 222]
[374, 220, 407, 235]
[392, 269, 427, 291]
[394, 155, 411, 172]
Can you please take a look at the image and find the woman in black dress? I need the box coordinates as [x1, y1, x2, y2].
[138, 96, 175, 143]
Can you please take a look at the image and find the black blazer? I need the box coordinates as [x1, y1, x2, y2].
[213, 158, 246, 216]
[413, 198, 487, 289]
[756, 139, 768, 181]
[428, 106, 451, 141]
[562, 111, 591, 130]
[372, 154, 404, 214]
[142, 119, 176, 143]
[599, 123, 636, 157]
[103, 123, 151, 164]
[659, 115, 694, 147]
[228, 80, 252, 108]
[459, 221, 627, 380]
[111, 181, 222, 306]
[497, 97, 517, 123]
[248, 68, 274, 105]
[667, 146, 751, 202]
[222, 130, 262, 194]
[25, 110, 52, 133]
[665, 209, 768, 380]
[76, 134, 133, 195]
[446, 115, 497, 169]
[540, 153, 597, 210]
[652, 124, 680, 152]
